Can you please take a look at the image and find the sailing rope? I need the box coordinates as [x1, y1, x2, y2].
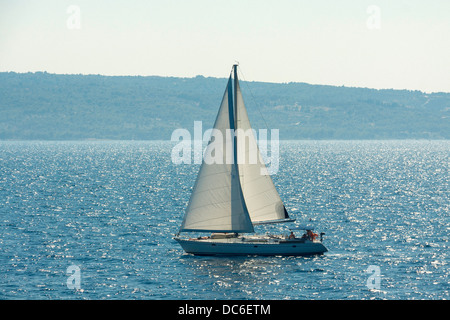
[237, 67, 270, 132]
[237, 66, 275, 183]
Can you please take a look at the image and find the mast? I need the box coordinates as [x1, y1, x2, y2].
[232, 63, 240, 178]
[229, 64, 252, 231]
[233, 64, 239, 127]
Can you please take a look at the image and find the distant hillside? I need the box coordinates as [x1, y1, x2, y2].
[0, 72, 448, 140]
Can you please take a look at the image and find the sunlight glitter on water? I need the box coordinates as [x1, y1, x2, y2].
[0, 140, 448, 299]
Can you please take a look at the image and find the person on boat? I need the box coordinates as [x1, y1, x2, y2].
[288, 231, 296, 239]
[305, 230, 319, 241]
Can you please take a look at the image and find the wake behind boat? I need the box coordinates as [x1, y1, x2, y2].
[174, 64, 327, 256]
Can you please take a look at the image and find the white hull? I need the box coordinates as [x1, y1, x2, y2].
[175, 235, 327, 256]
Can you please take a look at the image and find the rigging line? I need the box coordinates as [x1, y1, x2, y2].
[237, 67, 270, 132]
[237, 66, 277, 183]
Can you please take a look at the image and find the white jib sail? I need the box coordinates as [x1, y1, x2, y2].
[234, 79, 290, 224]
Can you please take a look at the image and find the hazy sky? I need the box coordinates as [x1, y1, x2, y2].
[1, 0, 449, 92]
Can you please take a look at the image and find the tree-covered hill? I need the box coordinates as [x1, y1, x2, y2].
[0, 72, 448, 140]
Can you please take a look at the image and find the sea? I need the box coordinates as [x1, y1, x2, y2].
[0, 140, 448, 300]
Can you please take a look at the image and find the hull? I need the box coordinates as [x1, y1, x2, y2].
[175, 236, 327, 256]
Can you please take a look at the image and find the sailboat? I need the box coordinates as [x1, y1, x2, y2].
[174, 64, 327, 256]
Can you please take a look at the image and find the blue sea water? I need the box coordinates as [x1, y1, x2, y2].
[0, 140, 448, 300]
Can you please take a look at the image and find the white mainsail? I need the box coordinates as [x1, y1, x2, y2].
[179, 77, 254, 233]
[179, 65, 292, 233]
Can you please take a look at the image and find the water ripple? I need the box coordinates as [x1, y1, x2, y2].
[0, 140, 448, 299]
